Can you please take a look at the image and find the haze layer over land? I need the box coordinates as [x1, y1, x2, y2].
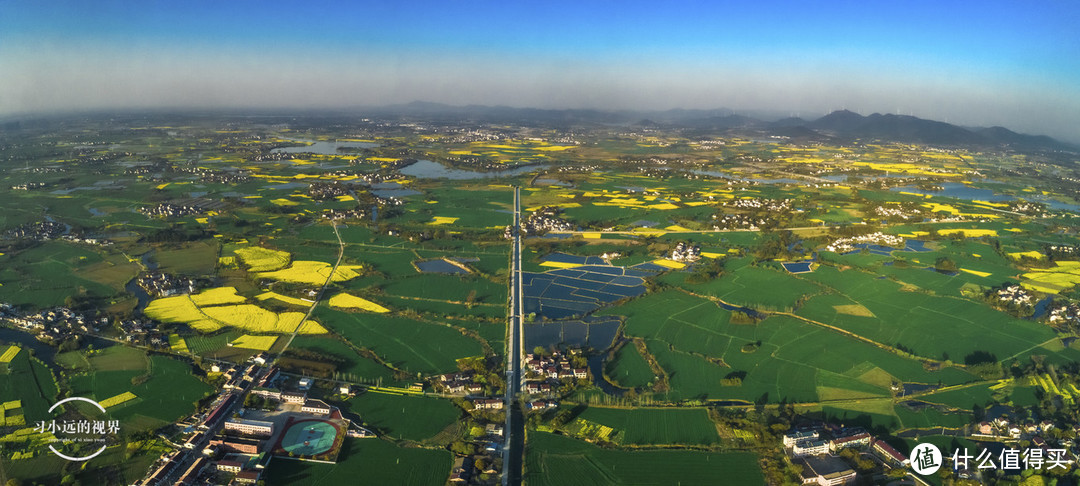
[1, 0, 1078, 142]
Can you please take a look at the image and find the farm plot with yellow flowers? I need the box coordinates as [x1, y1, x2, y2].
[328, 293, 390, 313]
[234, 246, 291, 272]
[144, 287, 327, 334]
[229, 335, 279, 351]
[257, 261, 364, 285]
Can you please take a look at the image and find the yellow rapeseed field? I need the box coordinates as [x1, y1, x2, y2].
[328, 293, 390, 313]
[297, 320, 327, 334]
[235, 246, 291, 272]
[144, 295, 221, 332]
[938, 229, 998, 238]
[147, 290, 328, 334]
[230, 335, 278, 351]
[429, 216, 459, 225]
[99, 392, 137, 408]
[539, 261, 583, 269]
[276, 312, 327, 334]
[651, 259, 686, 269]
[258, 261, 363, 285]
[202, 305, 282, 332]
[0, 346, 20, 363]
[190, 287, 246, 306]
[168, 334, 189, 354]
[1022, 262, 1080, 294]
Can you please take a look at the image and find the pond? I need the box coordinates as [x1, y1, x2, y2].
[399, 160, 550, 180]
[125, 251, 158, 314]
[523, 316, 620, 352]
[1030, 296, 1054, 320]
[370, 182, 421, 198]
[523, 266, 648, 320]
[0, 327, 59, 364]
[534, 178, 572, 187]
[781, 262, 813, 273]
[899, 383, 939, 396]
[588, 354, 625, 396]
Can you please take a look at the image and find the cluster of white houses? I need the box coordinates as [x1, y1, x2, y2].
[523, 351, 587, 396]
[669, 241, 702, 262]
[437, 371, 486, 395]
[994, 283, 1033, 307]
[824, 232, 905, 254]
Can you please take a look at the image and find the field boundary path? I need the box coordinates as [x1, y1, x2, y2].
[277, 222, 346, 359]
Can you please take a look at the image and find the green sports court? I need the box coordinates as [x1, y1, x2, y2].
[279, 419, 339, 456]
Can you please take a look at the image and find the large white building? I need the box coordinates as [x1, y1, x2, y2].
[793, 439, 829, 457]
[784, 430, 819, 448]
[223, 418, 274, 437]
[796, 455, 857, 486]
[301, 399, 332, 416]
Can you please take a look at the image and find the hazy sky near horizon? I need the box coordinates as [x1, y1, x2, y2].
[2, 1, 1079, 141]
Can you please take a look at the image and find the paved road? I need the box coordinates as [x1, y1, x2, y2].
[503, 186, 524, 486]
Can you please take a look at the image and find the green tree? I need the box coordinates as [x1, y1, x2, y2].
[449, 440, 474, 455]
[934, 256, 958, 272]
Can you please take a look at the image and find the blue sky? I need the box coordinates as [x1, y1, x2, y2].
[2, 1, 1079, 140]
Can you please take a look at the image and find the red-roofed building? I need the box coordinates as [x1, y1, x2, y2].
[829, 432, 871, 452]
[872, 440, 908, 466]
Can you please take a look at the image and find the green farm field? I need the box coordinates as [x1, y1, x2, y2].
[525, 431, 764, 486]
[0, 347, 59, 422]
[661, 258, 823, 310]
[316, 307, 484, 374]
[0, 242, 120, 307]
[67, 346, 214, 430]
[347, 393, 461, 442]
[604, 343, 655, 389]
[286, 335, 396, 383]
[797, 266, 1078, 362]
[601, 290, 975, 402]
[576, 406, 720, 445]
[267, 438, 451, 486]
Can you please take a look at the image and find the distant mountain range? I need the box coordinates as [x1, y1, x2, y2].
[371, 102, 1076, 152]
